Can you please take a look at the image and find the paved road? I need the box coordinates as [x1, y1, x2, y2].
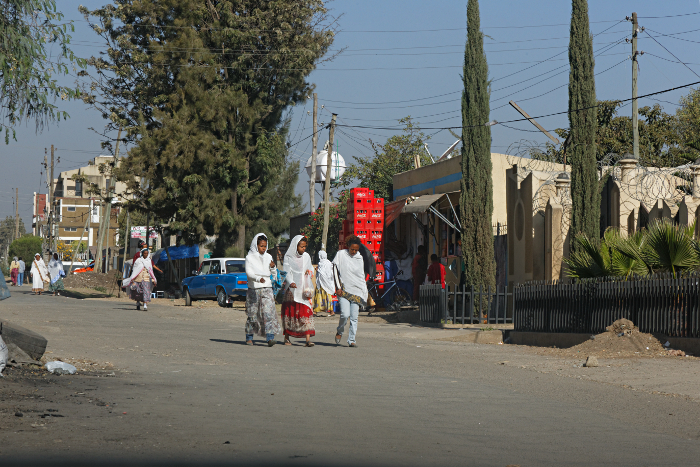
[3, 288, 700, 466]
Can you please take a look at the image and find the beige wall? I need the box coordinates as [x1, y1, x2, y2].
[54, 155, 130, 202]
[393, 153, 567, 225]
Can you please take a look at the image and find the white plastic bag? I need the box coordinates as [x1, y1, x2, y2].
[302, 273, 314, 300]
[0, 336, 7, 377]
[45, 361, 77, 375]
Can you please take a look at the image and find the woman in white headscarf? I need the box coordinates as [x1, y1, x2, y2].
[333, 235, 368, 348]
[122, 248, 157, 310]
[30, 253, 49, 295]
[313, 250, 336, 317]
[47, 253, 65, 296]
[281, 235, 315, 347]
[244, 233, 280, 346]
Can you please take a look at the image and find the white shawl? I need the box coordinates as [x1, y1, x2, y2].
[317, 250, 335, 296]
[48, 258, 64, 284]
[332, 249, 367, 300]
[245, 233, 276, 289]
[283, 235, 313, 306]
[122, 255, 157, 287]
[31, 255, 49, 283]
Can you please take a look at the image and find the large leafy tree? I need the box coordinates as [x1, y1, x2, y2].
[568, 0, 599, 243]
[340, 117, 432, 200]
[460, 0, 495, 291]
[0, 215, 26, 254]
[0, 0, 85, 142]
[80, 0, 335, 247]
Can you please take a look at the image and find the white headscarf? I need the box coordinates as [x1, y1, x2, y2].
[123, 252, 156, 287]
[317, 250, 335, 296]
[283, 235, 313, 306]
[250, 233, 268, 257]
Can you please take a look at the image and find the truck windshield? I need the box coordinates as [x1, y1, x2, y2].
[226, 261, 245, 274]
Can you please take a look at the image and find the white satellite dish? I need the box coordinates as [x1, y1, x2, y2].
[305, 150, 346, 183]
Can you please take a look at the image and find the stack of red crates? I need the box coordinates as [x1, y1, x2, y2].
[340, 188, 385, 286]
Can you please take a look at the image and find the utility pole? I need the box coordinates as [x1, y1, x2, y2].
[309, 93, 318, 213]
[95, 127, 123, 274]
[321, 114, 337, 251]
[69, 212, 91, 275]
[629, 12, 644, 160]
[118, 210, 131, 298]
[14, 188, 19, 241]
[47, 145, 55, 259]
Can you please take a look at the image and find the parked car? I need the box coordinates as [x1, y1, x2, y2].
[181, 258, 248, 307]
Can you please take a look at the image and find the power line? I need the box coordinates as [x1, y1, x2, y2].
[643, 30, 700, 80]
[638, 12, 700, 19]
[330, 79, 700, 131]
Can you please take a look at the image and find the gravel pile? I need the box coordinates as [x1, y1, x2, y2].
[63, 272, 120, 291]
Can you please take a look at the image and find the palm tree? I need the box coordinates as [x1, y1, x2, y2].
[642, 220, 698, 278]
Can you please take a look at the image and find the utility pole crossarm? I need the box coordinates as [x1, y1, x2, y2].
[508, 101, 560, 145]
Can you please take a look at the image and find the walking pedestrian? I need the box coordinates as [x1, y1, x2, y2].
[244, 233, 281, 346]
[122, 248, 157, 310]
[30, 253, 49, 295]
[9, 257, 19, 286]
[426, 254, 446, 289]
[313, 250, 336, 316]
[47, 253, 66, 296]
[333, 235, 368, 348]
[17, 257, 25, 286]
[411, 245, 428, 303]
[281, 235, 315, 347]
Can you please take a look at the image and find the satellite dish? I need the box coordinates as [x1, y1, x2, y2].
[305, 150, 346, 183]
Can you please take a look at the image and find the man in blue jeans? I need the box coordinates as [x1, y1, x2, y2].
[17, 257, 25, 286]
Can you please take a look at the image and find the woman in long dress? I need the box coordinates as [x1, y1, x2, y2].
[333, 236, 368, 348]
[9, 257, 19, 286]
[281, 235, 315, 347]
[30, 253, 49, 295]
[47, 253, 65, 296]
[122, 248, 157, 310]
[313, 250, 336, 316]
[244, 233, 281, 346]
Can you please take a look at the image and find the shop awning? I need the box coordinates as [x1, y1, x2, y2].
[400, 192, 461, 233]
[153, 244, 200, 263]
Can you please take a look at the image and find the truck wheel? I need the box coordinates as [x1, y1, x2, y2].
[1, 320, 48, 361]
[217, 289, 229, 308]
[185, 288, 192, 306]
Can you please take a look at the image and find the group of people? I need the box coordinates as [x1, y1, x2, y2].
[18, 253, 67, 296]
[411, 245, 447, 298]
[8, 257, 25, 287]
[244, 233, 367, 348]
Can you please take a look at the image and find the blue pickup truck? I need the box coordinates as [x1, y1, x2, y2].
[182, 257, 248, 307]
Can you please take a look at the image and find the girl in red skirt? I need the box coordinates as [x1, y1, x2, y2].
[282, 235, 316, 347]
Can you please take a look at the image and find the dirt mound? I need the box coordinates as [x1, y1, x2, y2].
[569, 319, 666, 358]
[63, 272, 120, 291]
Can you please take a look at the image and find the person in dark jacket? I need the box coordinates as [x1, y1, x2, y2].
[411, 245, 428, 301]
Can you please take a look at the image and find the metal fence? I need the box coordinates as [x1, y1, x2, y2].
[514, 275, 700, 337]
[419, 284, 513, 325]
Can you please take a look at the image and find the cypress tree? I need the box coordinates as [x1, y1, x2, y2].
[460, 0, 496, 291]
[568, 0, 599, 242]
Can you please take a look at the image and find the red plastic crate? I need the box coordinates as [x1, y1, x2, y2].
[364, 239, 374, 250]
[355, 229, 368, 240]
[375, 264, 385, 282]
[364, 219, 375, 230]
[354, 209, 368, 220]
[350, 198, 368, 210]
[368, 189, 375, 198]
[350, 187, 370, 199]
[370, 230, 383, 240]
[374, 219, 384, 230]
[370, 209, 384, 220]
[372, 252, 382, 264]
[354, 219, 368, 230]
[343, 219, 353, 233]
[372, 198, 385, 208]
[373, 239, 383, 252]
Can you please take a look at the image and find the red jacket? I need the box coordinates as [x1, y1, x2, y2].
[426, 262, 446, 288]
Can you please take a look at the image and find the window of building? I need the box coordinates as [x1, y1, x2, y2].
[67, 206, 76, 212]
[75, 181, 83, 197]
[64, 227, 77, 232]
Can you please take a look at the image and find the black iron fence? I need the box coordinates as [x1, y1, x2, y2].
[419, 284, 513, 325]
[514, 275, 700, 337]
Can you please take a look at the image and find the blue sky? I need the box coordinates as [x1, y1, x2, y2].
[3, 0, 700, 226]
